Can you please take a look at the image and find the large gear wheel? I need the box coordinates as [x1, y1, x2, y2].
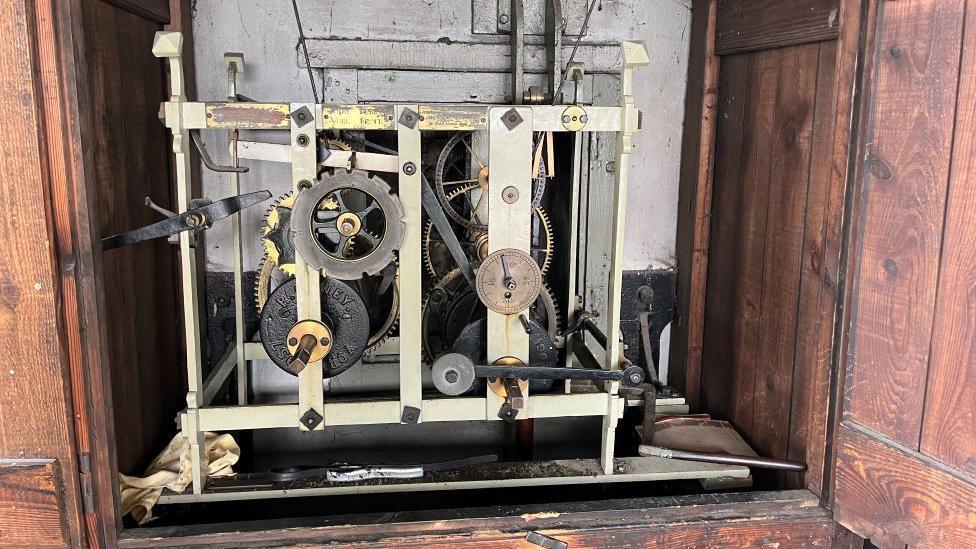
[434, 131, 548, 232]
[292, 170, 405, 279]
[423, 183, 555, 280]
[257, 191, 400, 352]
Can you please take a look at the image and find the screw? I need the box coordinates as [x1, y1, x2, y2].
[580, 114, 588, 123]
[562, 115, 571, 123]
[296, 111, 307, 121]
[606, 161, 616, 174]
[297, 134, 310, 147]
[499, 13, 509, 24]
[402, 162, 417, 175]
[889, 44, 902, 58]
[508, 113, 519, 123]
[320, 337, 330, 347]
[446, 370, 459, 383]
[502, 186, 519, 204]
[288, 337, 298, 346]
[630, 373, 642, 384]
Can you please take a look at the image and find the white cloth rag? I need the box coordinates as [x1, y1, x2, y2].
[119, 431, 239, 524]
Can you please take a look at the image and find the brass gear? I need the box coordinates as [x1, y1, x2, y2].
[423, 183, 554, 280]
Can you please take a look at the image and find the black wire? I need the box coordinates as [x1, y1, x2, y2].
[291, 0, 320, 104]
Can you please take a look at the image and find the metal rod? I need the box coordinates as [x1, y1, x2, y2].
[290, 0, 319, 104]
[638, 445, 808, 472]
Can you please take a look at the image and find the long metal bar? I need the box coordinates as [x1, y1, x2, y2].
[292, 103, 324, 430]
[227, 61, 247, 407]
[157, 456, 747, 504]
[396, 105, 423, 420]
[152, 31, 208, 495]
[164, 102, 622, 132]
[192, 393, 621, 431]
[599, 42, 650, 474]
[486, 106, 533, 419]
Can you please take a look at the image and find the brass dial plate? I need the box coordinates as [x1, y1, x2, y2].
[476, 249, 542, 315]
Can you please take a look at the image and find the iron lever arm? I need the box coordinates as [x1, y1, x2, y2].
[191, 130, 249, 173]
[473, 363, 644, 387]
[101, 190, 271, 250]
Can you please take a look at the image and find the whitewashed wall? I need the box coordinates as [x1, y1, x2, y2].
[192, 0, 691, 272]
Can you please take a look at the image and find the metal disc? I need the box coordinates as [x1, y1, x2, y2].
[259, 278, 370, 377]
[292, 171, 404, 279]
[475, 248, 542, 315]
[431, 353, 477, 396]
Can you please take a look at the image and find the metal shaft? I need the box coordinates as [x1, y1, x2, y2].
[639, 445, 807, 472]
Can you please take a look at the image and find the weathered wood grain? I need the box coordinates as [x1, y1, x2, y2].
[834, 422, 976, 547]
[357, 70, 592, 104]
[0, 460, 67, 547]
[716, 0, 840, 55]
[698, 51, 748, 418]
[845, 0, 966, 448]
[672, 0, 718, 408]
[787, 39, 839, 492]
[305, 38, 620, 74]
[120, 490, 837, 548]
[726, 48, 780, 442]
[920, 0, 976, 476]
[0, 1, 85, 546]
[751, 42, 819, 466]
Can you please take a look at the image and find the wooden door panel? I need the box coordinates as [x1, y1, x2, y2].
[0, 460, 68, 547]
[833, 0, 976, 545]
[918, 0, 976, 475]
[843, 0, 966, 448]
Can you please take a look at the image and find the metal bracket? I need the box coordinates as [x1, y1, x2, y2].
[291, 106, 314, 128]
[501, 107, 524, 130]
[400, 405, 421, 424]
[525, 531, 568, 549]
[300, 408, 324, 430]
[398, 107, 419, 129]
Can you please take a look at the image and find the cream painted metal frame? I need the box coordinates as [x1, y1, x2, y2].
[151, 32, 746, 499]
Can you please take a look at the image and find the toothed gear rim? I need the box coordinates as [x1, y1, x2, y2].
[292, 171, 405, 279]
[423, 185, 555, 280]
[435, 131, 548, 232]
[259, 278, 369, 377]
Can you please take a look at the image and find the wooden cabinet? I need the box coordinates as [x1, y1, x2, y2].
[1, 0, 974, 547]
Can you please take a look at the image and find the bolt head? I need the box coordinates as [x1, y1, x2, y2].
[320, 337, 330, 347]
[288, 337, 298, 346]
[499, 13, 509, 24]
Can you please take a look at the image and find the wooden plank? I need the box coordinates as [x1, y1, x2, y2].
[0, 1, 85, 545]
[716, 0, 840, 55]
[304, 39, 620, 74]
[121, 490, 836, 548]
[726, 49, 779, 440]
[786, 40, 839, 491]
[357, 70, 592, 104]
[672, 0, 718, 408]
[920, 0, 976, 475]
[834, 422, 976, 547]
[102, 0, 169, 24]
[751, 43, 820, 466]
[698, 52, 749, 419]
[845, 0, 966, 448]
[0, 460, 67, 547]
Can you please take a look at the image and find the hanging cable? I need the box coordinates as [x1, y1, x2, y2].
[291, 0, 320, 104]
